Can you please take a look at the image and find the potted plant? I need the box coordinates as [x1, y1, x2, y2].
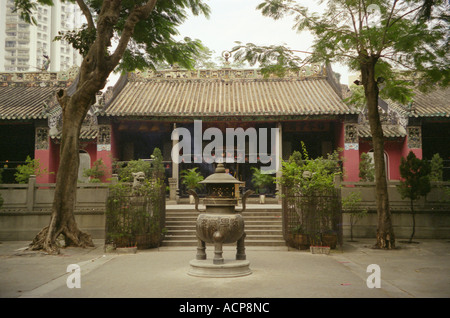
[251, 167, 275, 204]
[290, 224, 310, 250]
[309, 232, 331, 254]
[321, 230, 338, 249]
[180, 168, 204, 203]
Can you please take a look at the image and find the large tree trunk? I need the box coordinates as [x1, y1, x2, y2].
[27, 0, 158, 254]
[29, 97, 95, 254]
[360, 55, 396, 249]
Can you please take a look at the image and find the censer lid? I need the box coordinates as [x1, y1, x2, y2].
[199, 163, 244, 184]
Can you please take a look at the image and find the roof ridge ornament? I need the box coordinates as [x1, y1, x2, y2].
[222, 51, 232, 67]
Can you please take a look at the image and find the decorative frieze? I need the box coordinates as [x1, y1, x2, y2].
[97, 125, 111, 151]
[35, 127, 49, 150]
[407, 126, 422, 149]
[344, 124, 359, 151]
[0, 66, 78, 88]
[129, 63, 325, 82]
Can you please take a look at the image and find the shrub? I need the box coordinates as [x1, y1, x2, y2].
[83, 159, 108, 183]
[430, 153, 444, 182]
[14, 156, 50, 183]
[359, 152, 375, 182]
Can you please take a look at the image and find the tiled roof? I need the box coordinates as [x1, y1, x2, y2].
[390, 86, 450, 118]
[358, 124, 407, 139]
[0, 68, 78, 120]
[0, 85, 58, 120]
[103, 67, 356, 118]
[50, 128, 98, 140]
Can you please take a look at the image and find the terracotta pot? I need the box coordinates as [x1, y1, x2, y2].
[291, 234, 310, 250]
[321, 234, 337, 249]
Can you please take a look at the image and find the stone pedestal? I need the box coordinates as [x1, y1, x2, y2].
[188, 259, 251, 278]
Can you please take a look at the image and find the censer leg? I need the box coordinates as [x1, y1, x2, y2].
[236, 232, 246, 260]
[196, 239, 206, 260]
[213, 232, 224, 265]
[213, 242, 224, 264]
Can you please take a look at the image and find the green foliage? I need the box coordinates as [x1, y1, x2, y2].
[14, 156, 49, 184]
[54, 24, 97, 58]
[359, 152, 375, 182]
[118, 159, 152, 182]
[397, 151, 432, 243]
[250, 167, 275, 194]
[150, 148, 165, 179]
[83, 159, 108, 183]
[106, 179, 165, 248]
[233, 0, 449, 99]
[342, 191, 367, 241]
[430, 153, 444, 182]
[279, 144, 341, 195]
[14, 0, 211, 72]
[180, 167, 204, 191]
[398, 151, 432, 201]
[117, 148, 165, 182]
[232, 42, 304, 77]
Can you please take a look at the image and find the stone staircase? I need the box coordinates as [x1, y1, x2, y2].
[162, 205, 286, 247]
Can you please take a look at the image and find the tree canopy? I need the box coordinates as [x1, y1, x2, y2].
[14, 0, 211, 254]
[14, 0, 211, 72]
[233, 0, 449, 98]
[231, 0, 449, 249]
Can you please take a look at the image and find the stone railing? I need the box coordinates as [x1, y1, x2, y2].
[0, 175, 109, 213]
[339, 180, 450, 239]
[340, 180, 450, 212]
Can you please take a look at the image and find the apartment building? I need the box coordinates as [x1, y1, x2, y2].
[0, 0, 83, 72]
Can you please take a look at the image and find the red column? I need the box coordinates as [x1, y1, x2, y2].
[34, 127, 57, 183]
[337, 122, 360, 182]
[402, 126, 423, 159]
[96, 124, 116, 182]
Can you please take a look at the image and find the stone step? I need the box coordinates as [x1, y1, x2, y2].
[165, 230, 283, 239]
[161, 239, 287, 247]
[162, 208, 284, 247]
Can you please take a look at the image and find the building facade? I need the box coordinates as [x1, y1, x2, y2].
[1, 65, 449, 190]
[0, 0, 83, 72]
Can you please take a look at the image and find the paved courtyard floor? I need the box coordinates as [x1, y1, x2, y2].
[0, 238, 448, 311]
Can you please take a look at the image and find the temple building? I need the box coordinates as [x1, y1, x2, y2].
[1, 64, 449, 191]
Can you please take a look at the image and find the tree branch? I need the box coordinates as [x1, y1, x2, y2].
[388, 5, 423, 28]
[108, 0, 158, 70]
[75, 0, 95, 30]
[378, 0, 398, 56]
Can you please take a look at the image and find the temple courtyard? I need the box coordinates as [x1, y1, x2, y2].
[0, 237, 448, 300]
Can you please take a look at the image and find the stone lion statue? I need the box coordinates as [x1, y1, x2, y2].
[132, 172, 146, 191]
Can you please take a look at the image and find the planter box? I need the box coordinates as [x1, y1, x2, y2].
[310, 246, 330, 255]
[116, 246, 137, 254]
[289, 234, 310, 250]
[321, 234, 337, 249]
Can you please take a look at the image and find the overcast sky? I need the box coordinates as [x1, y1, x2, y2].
[106, 0, 352, 87]
[176, 0, 350, 84]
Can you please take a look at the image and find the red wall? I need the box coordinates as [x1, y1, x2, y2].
[336, 122, 360, 182]
[359, 139, 406, 180]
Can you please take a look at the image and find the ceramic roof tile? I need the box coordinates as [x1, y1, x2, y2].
[103, 67, 356, 118]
